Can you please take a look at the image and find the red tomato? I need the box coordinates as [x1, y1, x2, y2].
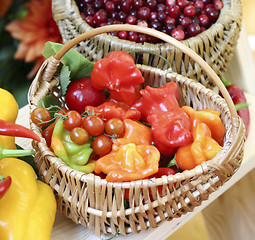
[70, 127, 89, 145]
[92, 135, 112, 156]
[65, 78, 105, 114]
[31, 107, 51, 127]
[83, 115, 105, 137]
[63, 110, 83, 131]
[105, 118, 124, 137]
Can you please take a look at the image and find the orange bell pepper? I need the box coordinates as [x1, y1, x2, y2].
[94, 143, 160, 182]
[181, 106, 225, 145]
[113, 119, 152, 147]
[94, 119, 160, 182]
[176, 123, 222, 170]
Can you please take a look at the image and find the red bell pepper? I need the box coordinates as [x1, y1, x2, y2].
[0, 174, 11, 199]
[221, 77, 250, 137]
[130, 82, 193, 156]
[149, 167, 175, 200]
[149, 167, 175, 179]
[85, 101, 141, 122]
[90, 51, 144, 106]
[130, 82, 181, 122]
[0, 119, 41, 142]
[148, 111, 193, 156]
[124, 167, 175, 201]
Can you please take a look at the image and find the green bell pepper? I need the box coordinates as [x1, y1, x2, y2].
[51, 119, 94, 173]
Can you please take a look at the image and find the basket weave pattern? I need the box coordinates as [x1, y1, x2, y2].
[28, 59, 245, 236]
[52, 0, 242, 88]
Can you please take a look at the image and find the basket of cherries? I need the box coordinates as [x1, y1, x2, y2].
[52, 0, 242, 88]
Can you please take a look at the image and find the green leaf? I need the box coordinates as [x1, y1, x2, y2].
[167, 155, 177, 168]
[60, 65, 71, 95]
[38, 94, 60, 108]
[43, 42, 95, 81]
[38, 95, 61, 118]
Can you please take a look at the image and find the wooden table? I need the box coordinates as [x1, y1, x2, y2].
[16, 24, 255, 240]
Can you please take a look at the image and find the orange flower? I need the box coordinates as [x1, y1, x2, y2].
[0, 0, 12, 17]
[5, 0, 62, 78]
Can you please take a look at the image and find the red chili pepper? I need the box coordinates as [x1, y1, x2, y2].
[90, 51, 144, 106]
[42, 122, 56, 147]
[221, 77, 250, 137]
[0, 174, 11, 199]
[0, 119, 41, 142]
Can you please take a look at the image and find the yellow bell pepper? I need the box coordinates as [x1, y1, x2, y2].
[176, 123, 222, 170]
[0, 88, 57, 240]
[181, 106, 225, 145]
[0, 88, 18, 149]
[0, 88, 19, 123]
[0, 158, 56, 240]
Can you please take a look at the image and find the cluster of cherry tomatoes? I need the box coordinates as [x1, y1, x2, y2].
[31, 107, 125, 157]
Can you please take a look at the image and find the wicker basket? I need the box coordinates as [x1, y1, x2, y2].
[28, 25, 245, 237]
[52, 0, 242, 89]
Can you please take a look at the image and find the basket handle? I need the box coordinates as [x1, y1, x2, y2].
[54, 24, 238, 118]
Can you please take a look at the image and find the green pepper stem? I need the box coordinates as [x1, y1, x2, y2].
[0, 174, 4, 181]
[0, 145, 35, 160]
[220, 76, 233, 87]
[235, 102, 250, 111]
[167, 155, 177, 168]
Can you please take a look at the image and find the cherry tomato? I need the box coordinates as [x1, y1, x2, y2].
[56, 108, 68, 115]
[65, 78, 105, 114]
[105, 118, 124, 136]
[70, 127, 89, 145]
[31, 107, 51, 127]
[92, 135, 112, 156]
[63, 110, 83, 131]
[83, 115, 104, 137]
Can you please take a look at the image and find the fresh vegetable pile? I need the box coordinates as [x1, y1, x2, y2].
[29, 45, 232, 183]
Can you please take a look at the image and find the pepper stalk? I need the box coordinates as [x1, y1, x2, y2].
[0, 145, 35, 160]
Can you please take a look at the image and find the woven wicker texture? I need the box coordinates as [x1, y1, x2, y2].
[52, 0, 242, 89]
[28, 26, 245, 236]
